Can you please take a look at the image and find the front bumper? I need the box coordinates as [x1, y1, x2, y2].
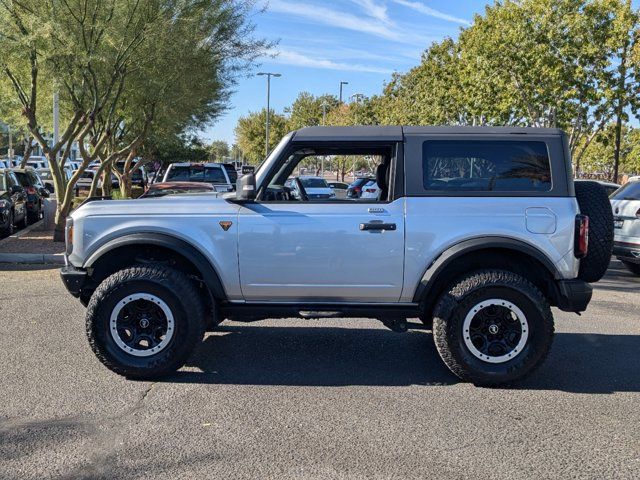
[613, 241, 640, 263]
[555, 279, 592, 313]
[60, 265, 87, 298]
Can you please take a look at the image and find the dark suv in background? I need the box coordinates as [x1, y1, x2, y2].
[12, 167, 49, 222]
[0, 168, 28, 237]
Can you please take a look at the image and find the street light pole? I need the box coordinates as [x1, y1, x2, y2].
[257, 72, 281, 158]
[339, 81, 349, 104]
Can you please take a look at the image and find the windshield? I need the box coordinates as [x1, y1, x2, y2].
[301, 178, 328, 188]
[255, 132, 294, 187]
[0, 172, 5, 190]
[166, 166, 227, 184]
[611, 182, 640, 200]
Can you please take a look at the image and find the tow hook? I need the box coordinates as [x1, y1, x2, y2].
[382, 318, 408, 333]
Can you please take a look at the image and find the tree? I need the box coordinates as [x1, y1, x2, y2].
[0, 0, 268, 239]
[375, 0, 640, 176]
[235, 109, 287, 164]
[209, 141, 230, 162]
[286, 92, 339, 130]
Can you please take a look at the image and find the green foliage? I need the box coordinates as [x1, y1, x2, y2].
[208, 141, 231, 162]
[235, 109, 288, 164]
[286, 92, 340, 130]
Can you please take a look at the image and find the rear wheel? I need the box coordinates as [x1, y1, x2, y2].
[86, 265, 205, 379]
[621, 260, 640, 276]
[432, 270, 554, 386]
[0, 210, 14, 237]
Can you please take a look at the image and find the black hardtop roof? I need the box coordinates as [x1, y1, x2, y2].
[292, 125, 564, 141]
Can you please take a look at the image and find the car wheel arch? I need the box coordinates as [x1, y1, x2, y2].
[413, 237, 561, 313]
[83, 233, 227, 302]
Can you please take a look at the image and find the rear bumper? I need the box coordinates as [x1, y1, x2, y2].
[613, 241, 640, 263]
[555, 279, 592, 313]
[60, 265, 87, 298]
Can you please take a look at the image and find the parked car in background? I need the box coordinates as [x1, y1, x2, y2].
[162, 163, 235, 192]
[37, 168, 73, 193]
[12, 167, 49, 222]
[0, 168, 28, 236]
[115, 159, 148, 188]
[25, 156, 48, 170]
[140, 181, 216, 198]
[627, 175, 640, 183]
[347, 177, 375, 198]
[359, 180, 381, 199]
[75, 169, 119, 192]
[286, 176, 335, 200]
[575, 179, 620, 197]
[611, 181, 640, 275]
[328, 181, 349, 199]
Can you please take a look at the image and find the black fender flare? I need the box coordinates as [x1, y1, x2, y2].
[84, 232, 226, 300]
[412, 236, 562, 303]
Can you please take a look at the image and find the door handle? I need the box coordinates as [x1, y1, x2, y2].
[359, 222, 397, 231]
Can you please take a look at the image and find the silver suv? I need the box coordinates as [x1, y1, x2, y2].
[60, 126, 613, 385]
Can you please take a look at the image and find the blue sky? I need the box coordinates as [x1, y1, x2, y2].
[202, 0, 485, 145]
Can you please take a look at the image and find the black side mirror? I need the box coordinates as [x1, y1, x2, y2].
[236, 173, 256, 200]
[10, 185, 24, 194]
[39, 187, 50, 197]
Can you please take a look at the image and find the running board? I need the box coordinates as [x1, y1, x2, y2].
[220, 303, 422, 323]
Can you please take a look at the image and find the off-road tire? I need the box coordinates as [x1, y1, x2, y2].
[86, 265, 205, 379]
[432, 270, 554, 386]
[574, 181, 614, 282]
[621, 260, 640, 276]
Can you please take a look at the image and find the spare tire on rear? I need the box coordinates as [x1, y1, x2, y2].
[574, 181, 614, 282]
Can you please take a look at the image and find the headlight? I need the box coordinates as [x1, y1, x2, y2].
[65, 217, 74, 256]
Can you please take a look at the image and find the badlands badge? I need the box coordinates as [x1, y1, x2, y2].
[219, 221, 233, 231]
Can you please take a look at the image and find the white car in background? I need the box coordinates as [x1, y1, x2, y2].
[359, 180, 380, 199]
[611, 181, 640, 275]
[286, 176, 335, 200]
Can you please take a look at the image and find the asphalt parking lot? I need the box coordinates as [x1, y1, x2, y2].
[0, 261, 639, 479]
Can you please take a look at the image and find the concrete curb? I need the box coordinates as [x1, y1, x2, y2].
[0, 253, 65, 265]
[0, 219, 44, 248]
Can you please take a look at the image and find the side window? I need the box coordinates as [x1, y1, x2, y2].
[422, 141, 552, 192]
[263, 145, 394, 203]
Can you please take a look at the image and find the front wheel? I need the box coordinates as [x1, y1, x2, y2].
[86, 265, 205, 379]
[432, 270, 554, 386]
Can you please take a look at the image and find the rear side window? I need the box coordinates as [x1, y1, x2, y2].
[611, 182, 640, 200]
[422, 141, 552, 192]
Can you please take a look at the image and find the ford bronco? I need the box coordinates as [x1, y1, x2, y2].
[60, 126, 613, 385]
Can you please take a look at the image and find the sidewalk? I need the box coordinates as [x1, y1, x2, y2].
[0, 220, 65, 264]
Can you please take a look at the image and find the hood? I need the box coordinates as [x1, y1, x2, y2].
[71, 192, 238, 221]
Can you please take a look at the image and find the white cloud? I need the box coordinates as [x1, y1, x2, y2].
[268, 0, 403, 42]
[391, 0, 472, 26]
[349, 0, 392, 24]
[267, 49, 395, 74]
